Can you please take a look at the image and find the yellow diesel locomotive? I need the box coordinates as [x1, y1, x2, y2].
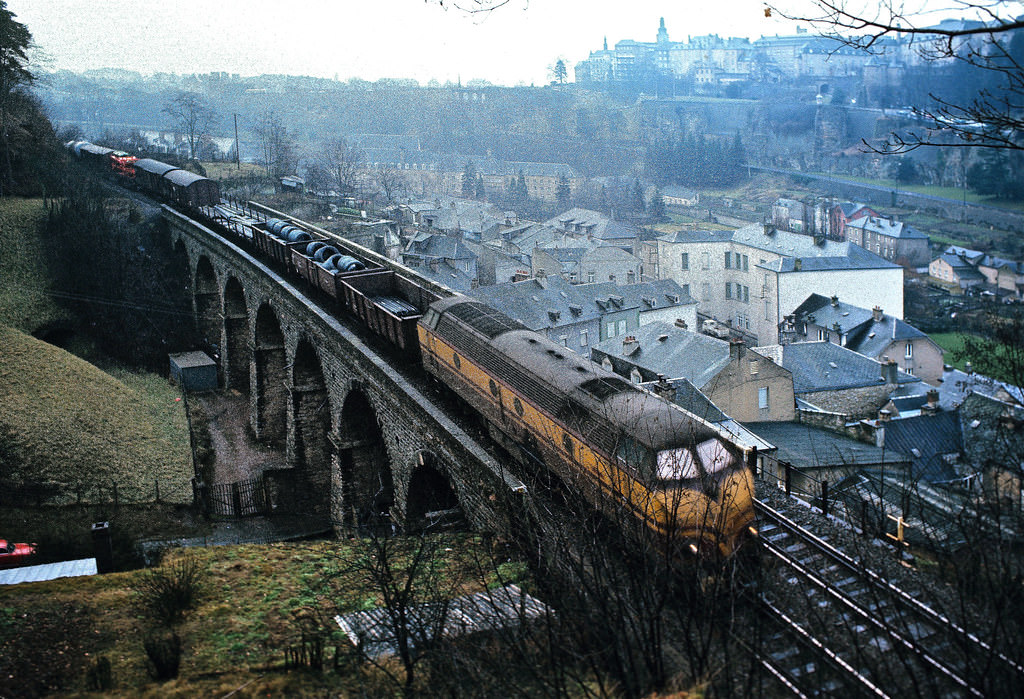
[418, 296, 755, 558]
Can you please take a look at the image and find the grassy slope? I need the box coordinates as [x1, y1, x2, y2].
[0, 536, 527, 697]
[0, 326, 192, 503]
[0, 198, 69, 331]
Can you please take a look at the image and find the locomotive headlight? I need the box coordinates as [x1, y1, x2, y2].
[688, 543, 699, 555]
[748, 526, 759, 538]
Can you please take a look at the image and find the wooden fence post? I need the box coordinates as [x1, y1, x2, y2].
[821, 480, 829, 517]
[784, 462, 792, 496]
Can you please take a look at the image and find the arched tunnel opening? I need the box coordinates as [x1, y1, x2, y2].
[337, 387, 394, 534]
[406, 452, 465, 532]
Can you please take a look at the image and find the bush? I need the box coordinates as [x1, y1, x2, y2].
[143, 630, 182, 681]
[85, 655, 113, 690]
[135, 553, 207, 626]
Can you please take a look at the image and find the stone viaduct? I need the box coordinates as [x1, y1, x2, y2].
[162, 205, 527, 536]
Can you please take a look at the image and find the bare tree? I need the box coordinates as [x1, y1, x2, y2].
[253, 111, 296, 178]
[771, 0, 1024, 152]
[373, 164, 408, 207]
[162, 91, 216, 160]
[322, 137, 364, 197]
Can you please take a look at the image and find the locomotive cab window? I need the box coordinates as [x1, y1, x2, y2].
[421, 308, 440, 329]
[616, 437, 653, 476]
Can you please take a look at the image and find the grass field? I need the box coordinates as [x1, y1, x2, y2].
[0, 198, 70, 332]
[930, 331, 972, 370]
[0, 326, 193, 504]
[0, 535, 533, 697]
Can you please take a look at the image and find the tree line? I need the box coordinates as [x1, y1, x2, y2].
[645, 133, 747, 190]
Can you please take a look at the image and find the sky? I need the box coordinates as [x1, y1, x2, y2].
[8, 0, 809, 86]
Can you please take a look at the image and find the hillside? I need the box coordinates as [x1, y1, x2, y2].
[0, 326, 192, 503]
[0, 197, 69, 332]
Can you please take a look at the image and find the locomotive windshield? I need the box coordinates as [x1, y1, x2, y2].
[656, 438, 735, 481]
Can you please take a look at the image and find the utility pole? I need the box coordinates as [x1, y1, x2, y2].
[234, 113, 240, 170]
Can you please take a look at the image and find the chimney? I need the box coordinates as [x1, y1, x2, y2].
[965, 361, 973, 374]
[730, 338, 745, 361]
[652, 374, 676, 402]
[872, 306, 883, 322]
[674, 318, 688, 329]
[884, 358, 899, 384]
[878, 408, 891, 422]
[922, 389, 940, 415]
[831, 295, 839, 307]
[622, 335, 639, 354]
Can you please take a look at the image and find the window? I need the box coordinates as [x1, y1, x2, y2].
[905, 341, 913, 359]
[630, 368, 642, 384]
[560, 335, 568, 347]
[580, 330, 588, 346]
[701, 282, 710, 301]
[606, 321, 616, 338]
[742, 285, 750, 304]
[569, 272, 578, 282]
[758, 386, 770, 410]
[681, 283, 690, 297]
[627, 270, 635, 283]
[742, 254, 749, 271]
[817, 328, 825, 341]
[588, 271, 595, 283]
[617, 320, 626, 335]
[724, 251, 732, 269]
[725, 282, 733, 299]
[765, 298, 771, 320]
[680, 252, 689, 270]
[609, 274, 616, 282]
[701, 252, 710, 270]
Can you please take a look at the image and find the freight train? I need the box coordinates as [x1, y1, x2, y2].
[66, 141, 756, 559]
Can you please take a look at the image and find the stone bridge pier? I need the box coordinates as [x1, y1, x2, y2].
[162, 207, 526, 536]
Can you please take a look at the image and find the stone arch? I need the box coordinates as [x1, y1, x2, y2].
[223, 277, 250, 394]
[335, 385, 393, 531]
[194, 256, 221, 366]
[290, 338, 332, 515]
[254, 303, 287, 444]
[406, 451, 463, 531]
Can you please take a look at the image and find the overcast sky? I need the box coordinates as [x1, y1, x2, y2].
[9, 0, 811, 85]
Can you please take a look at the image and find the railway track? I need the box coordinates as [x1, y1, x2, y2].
[750, 500, 1024, 697]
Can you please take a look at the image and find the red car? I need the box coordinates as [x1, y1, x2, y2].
[0, 539, 37, 567]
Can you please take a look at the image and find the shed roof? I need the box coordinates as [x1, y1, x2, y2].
[0, 558, 97, 586]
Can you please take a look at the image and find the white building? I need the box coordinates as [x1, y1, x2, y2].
[651, 224, 904, 345]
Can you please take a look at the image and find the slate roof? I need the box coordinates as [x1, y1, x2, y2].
[405, 233, 476, 261]
[846, 217, 929, 239]
[544, 208, 639, 243]
[935, 366, 1024, 409]
[591, 321, 732, 389]
[760, 341, 921, 393]
[413, 260, 476, 292]
[743, 421, 909, 471]
[658, 224, 899, 272]
[881, 411, 963, 482]
[836, 201, 873, 218]
[935, 252, 986, 280]
[791, 293, 932, 358]
[0, 558, 97, 586]
[467, 276, 604, 330]
[586, 278, 695, 313]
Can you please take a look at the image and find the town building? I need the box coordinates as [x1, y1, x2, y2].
[752, 341, 921, 420]
[544, 208, 640, 254]
[532, 245, 642, 285]
[928, 246, 989, 294]
[828, 202, 878, 241]
[591, 321, 796, 422]
[401, 232, 477, 292]
[651, 224, 904, 346]
[844, 216, 930, 268]
[782, 294, 945, 384]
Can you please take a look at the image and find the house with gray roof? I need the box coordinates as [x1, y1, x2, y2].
[466, 275, 634, 353]
[654, 223, 904, 346]
[401, 233, 478, 292]
[533, 245, 643, 286]
[753, 341, 921, 420]
[544, 208, 640, 253]
[783, 293, 944, 384]
[829, 201, 878, 241]
[928, 249, 987, 293]
[591, 321, 796, 422]
[845, 216, 930, 268]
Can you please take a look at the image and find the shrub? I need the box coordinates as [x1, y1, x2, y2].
[135, 553, 207, 626]
[85, 655, 113, 691]
[143, 630, 181, 681]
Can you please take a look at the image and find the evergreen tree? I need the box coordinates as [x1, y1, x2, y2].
[474, 173, 486, 200]
[515, 169, 529, 206]
[461, 161, 476, 198]
[631, 178, 646, 214]
[650, 187, 666, 222]
[0, 0, 35, 196]
[556, 175, 571, 209]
